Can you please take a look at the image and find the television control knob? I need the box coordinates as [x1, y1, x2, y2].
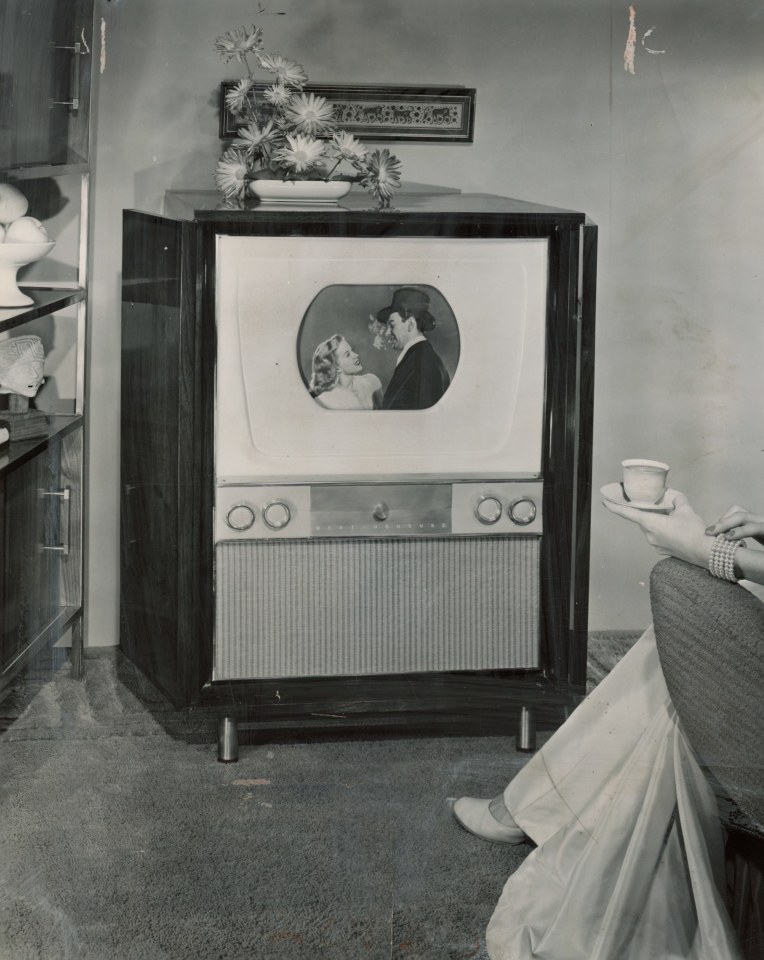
[508, 497, 537, 526]
[225, 503, 256, 531]
[475, 496, 503, 525]
[373, 502, 390, 522]
[263, 501, 291, 530]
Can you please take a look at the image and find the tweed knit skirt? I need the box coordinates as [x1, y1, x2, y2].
[486, 625, 742, 960]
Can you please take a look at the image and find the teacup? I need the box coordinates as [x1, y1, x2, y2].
[621, 459, 670, 504]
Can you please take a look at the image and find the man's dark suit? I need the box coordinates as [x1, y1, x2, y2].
[381, 339, 450, 410]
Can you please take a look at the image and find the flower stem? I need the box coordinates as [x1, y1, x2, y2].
[324, 158, 342, 179]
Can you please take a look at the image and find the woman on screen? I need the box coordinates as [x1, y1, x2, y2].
[309, 335, 382, 410]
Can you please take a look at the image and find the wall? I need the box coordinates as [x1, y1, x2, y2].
[87, 0, 764, 644]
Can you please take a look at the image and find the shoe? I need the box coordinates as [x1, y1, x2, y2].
[452, 796, 527, 844]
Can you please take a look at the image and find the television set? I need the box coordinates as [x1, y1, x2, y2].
[120, 192, 596, 735]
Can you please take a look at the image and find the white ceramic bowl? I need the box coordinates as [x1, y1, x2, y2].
[249, 179, 352, 204]
[0, 240, 56, 307]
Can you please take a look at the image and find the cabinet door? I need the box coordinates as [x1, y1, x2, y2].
[0, 0, 94, 167]
[0, 445, 64, 673]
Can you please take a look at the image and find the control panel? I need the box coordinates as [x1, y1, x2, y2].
[215, 480, 543, 542]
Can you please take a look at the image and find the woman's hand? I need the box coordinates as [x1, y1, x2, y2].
[705, 506, 764, 546]
[603, 492, 713, 569]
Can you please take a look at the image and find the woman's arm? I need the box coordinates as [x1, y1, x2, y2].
[603, 493, 711, 566]
[603, 495, 764, 587]
[730, 545, 764, 586]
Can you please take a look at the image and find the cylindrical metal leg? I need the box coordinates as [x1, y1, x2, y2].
[517, 706, 537, 752]
[70, 614, 84, 682]
[217, 717, 239, 763]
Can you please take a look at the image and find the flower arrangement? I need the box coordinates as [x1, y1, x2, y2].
[213, 24, 403, 208]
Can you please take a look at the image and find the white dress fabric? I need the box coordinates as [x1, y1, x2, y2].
[314, 373, 381, 410]
[486, 625, 742, 960]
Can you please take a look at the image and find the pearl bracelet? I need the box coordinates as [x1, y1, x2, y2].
[708, 534, 746, 582]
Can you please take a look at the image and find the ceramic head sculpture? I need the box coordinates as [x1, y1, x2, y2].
[0, 334, 45, 397]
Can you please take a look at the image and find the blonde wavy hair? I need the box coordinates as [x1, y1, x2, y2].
[309, 334, 345, 397]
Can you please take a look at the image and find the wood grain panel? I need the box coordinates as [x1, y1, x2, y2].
[200, 670, 582, 739]
[569, 222, 599, 686]
[59, 427, 82, 606]
[538, 225, 581, 684]
[120, 213, 214, 706]
[121, 215, 183, 701]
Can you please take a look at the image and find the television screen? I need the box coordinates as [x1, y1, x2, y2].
[297, 282, 460, 412]
[216, 235, 548, 482]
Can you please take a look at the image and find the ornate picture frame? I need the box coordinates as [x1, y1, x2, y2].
[219, 83, 476, 143]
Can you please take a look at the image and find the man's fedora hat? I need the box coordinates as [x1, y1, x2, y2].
[376, 287, 436, 330]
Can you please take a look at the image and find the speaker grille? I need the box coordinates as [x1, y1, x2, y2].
[214, 537, 539, 680]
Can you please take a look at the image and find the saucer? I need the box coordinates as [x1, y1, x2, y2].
[600, 482, 677, 513]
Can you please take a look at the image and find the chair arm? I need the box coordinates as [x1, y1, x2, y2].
[650, 557, 764, 831]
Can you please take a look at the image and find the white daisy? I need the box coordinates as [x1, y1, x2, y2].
[329, 131, 367, 163]
[225, 78, 254, 116]
[274, 134, 326, 173]
[214, 148, 250, 199]
[213, 25, 264, 63]
[232, 120, 278, 158]
[257, 53, 308, 89]
[263, 83, 292, 108]
[284, 92, 336, 136]
[361, 149, 402, 206]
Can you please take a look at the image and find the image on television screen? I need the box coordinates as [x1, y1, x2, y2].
[297, 284, 460, 411]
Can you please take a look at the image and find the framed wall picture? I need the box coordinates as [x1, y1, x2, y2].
[219, 83, 476, 143]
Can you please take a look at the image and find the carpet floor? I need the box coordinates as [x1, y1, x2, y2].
[0, 634, 639, 960]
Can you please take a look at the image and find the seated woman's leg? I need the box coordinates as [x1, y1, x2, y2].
[452, 795, 526, 844]
[454, 625, 669, 847]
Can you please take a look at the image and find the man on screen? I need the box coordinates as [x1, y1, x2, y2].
[375, 287, 450, 410]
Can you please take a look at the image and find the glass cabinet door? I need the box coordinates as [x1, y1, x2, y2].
[0, 445, 64, 673]
[0, 0, 94, 168]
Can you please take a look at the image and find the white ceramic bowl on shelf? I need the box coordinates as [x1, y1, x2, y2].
[0, 240, 56, 307]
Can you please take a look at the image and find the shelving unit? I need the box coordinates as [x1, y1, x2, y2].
[0, 0, 95, 695]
